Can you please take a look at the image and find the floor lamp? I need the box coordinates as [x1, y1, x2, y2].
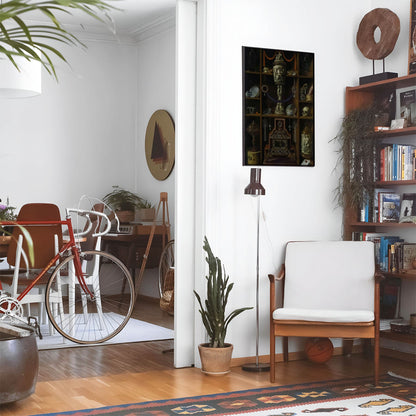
[242, 168, 269, 372]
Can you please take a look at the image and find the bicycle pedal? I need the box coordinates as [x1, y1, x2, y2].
[28, 316, 43, 340]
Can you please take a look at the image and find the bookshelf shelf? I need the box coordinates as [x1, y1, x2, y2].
[380, 330, 416, 344]
[375, 180, 416, 186]
[344, 74, 416, 351]
[373, 126, 416, 138]
[350, 222, 416, 228]
[383, 271, 416, 281]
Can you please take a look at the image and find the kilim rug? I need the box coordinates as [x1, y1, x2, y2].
[30, 373, 415, 416]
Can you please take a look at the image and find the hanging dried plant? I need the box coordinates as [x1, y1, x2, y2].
[333, 105, 378, 210]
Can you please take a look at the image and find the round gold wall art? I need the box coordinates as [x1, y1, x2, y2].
[356, 8, 400, 60]
[145, 110, 175, 181]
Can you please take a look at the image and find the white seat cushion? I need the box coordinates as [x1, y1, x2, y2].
[273, 307, 374, 323]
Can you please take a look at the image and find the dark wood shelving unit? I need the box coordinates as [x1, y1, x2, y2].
[344, 73, 416, 350]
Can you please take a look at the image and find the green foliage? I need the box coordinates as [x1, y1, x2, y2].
[333, 106, 377, 210]
[0, 0, 116, 79]
[0, 198, 16, 221]
[194, 237, 252, 348]
[103, 186, 147, 211]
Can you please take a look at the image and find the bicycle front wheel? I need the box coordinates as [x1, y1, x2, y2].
[45, 250, 135, 344]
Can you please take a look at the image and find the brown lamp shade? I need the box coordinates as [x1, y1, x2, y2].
[244, 168, 265, 196]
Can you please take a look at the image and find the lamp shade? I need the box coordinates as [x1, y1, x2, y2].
[244, 168, 265, 196]
[0, 57, 41, 98]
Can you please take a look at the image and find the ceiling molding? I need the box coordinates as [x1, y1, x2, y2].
[22, 9, 176, 45]
[128, 11, 176, 43]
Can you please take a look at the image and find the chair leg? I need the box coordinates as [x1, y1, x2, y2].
[374, 335, 379, 386]
[270, 332, 275, 383]
[283, 337, 289, 362]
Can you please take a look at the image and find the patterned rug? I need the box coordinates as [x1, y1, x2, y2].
[31, 374, 415, 416]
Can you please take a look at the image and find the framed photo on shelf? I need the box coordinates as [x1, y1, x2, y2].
[409, 0, 416, 74]
[395, 86, 416, 127]
[242, 46, 315, 167]
[399, 193, 416, 223]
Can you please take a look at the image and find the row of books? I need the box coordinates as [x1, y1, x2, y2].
[351, 233, 416, 273]
[360, 191, 416, 224]
[379, 144, 415, 181]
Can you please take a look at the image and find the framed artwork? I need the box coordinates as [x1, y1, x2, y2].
[242, 46, 315, 167]
[145, 110, 175, 181]
[409, 0, 416, 74]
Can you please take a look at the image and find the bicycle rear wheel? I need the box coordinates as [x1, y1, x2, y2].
[45, 250, 135, 344]
[158, 240, 174, 297]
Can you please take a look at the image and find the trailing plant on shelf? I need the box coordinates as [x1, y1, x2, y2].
[333, 105, 378, 210]
[0, 0, 116, 79]
[194, 237, 252, 349]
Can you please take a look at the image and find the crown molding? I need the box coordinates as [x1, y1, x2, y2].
[22, 9, 176, 46]
[128, 11, 176, 43]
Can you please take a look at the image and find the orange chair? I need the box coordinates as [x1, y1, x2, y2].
[0, 203, 63, 323]
[269, 241, 381, 385]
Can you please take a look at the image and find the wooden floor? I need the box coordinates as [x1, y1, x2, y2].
[1, 300, 415, 416]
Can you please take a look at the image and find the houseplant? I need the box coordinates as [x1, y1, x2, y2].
[103, 186, 149, 223]
[333, 105, 378, 210]
[194, 237, 252, 375]
[0, 0, 115, 79]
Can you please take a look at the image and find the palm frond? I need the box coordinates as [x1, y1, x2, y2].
[0, 0, 118, 79]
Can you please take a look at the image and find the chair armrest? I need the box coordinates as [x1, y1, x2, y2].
[268, 264, 285, 283]
[269, 264, 285, 313]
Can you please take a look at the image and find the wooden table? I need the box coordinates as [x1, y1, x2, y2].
[102, 223, 170, 284]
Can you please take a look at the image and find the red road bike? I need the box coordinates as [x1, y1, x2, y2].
[0, 208, 135, 344]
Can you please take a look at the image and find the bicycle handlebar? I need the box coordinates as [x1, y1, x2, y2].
[66, 208, 112, 238]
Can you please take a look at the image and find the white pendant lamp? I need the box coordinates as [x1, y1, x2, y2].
[0, 56, 41, 98]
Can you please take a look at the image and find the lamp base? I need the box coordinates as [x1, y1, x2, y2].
[242, 362, 270, 372]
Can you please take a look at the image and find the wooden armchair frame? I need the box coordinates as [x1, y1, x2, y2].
[269, 242, 382, 386]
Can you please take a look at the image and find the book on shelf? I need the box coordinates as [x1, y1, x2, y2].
[379, 192, 400, 223]
[379, 144, 416, 182]
[385, 241, 416, 273]
[402, 243, 416, 270]
[399, 193, 416, 224]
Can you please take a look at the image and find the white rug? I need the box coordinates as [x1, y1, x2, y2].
[36, 314, 174, 350]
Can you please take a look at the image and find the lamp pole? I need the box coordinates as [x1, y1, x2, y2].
[242, 168, 269, 372]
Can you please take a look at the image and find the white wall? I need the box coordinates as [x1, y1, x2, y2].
[0, 40, 138, 213]
[135, 27, 176, 297]
[192, 0, 412, 363]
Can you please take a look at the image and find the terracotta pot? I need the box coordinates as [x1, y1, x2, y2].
[116, 210, 135, 224]
[136, 208, 155, 222]
[198, 343, 233, 376]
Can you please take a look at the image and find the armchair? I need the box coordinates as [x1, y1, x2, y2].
[269, 241, 381, 385]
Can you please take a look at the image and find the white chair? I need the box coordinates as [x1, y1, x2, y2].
[269, 241, 381, 385]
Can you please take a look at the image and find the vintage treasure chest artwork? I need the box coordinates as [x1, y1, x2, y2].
[242, 46, 315, 167]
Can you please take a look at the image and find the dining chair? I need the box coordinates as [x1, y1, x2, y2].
[269, 241, 381, 385]
[0, 203, 63, 326]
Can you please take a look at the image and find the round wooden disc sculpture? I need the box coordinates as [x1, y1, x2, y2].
[356, 8, 400, 60]
[145, 110, 175, 181]
[305, 338, 334, 364]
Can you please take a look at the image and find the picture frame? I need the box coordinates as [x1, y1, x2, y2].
[242, 46, 315, 167]
[409, 0, 416, 74]
[395, 86, 416, 127]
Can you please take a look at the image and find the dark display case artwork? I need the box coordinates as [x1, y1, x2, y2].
[243, 46, 315, 166]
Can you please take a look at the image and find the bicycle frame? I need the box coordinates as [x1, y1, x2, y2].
[0, 216, 94, 303]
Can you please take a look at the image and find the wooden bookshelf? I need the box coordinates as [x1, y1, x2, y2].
[344, 74, 416, 348]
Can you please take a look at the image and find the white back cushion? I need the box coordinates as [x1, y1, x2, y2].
[283, 241, 375, 311]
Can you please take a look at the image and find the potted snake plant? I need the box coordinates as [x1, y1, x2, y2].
[194, 237, 252, 375]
